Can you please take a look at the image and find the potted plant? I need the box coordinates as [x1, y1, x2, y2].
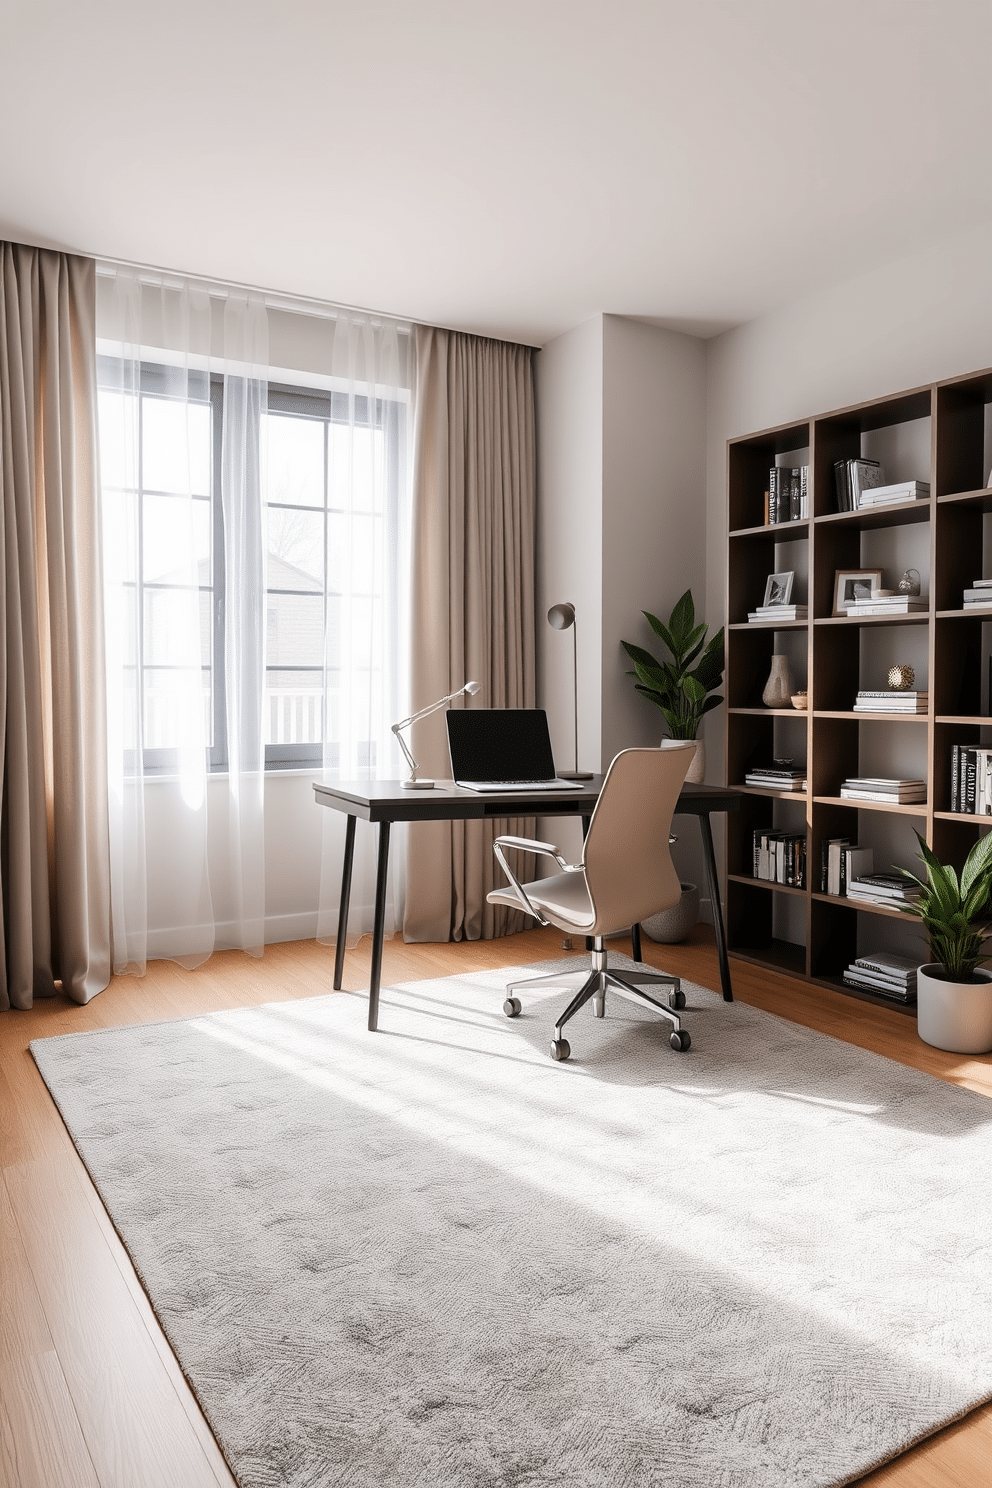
[896, 831, 992, 1053]
[620, 589, 724, 784]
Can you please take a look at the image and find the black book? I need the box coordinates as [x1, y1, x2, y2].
[833, 459, 849, 512]
[789, 469, 801, 521]
[951, 743, 960, 813]
[967, 748, 978, 813]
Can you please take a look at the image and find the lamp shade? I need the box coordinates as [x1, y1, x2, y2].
[547, 602, 575, 631]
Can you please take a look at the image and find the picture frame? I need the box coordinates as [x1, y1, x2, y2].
[762, 571, 795, 607]
[832, 567, 883, 616]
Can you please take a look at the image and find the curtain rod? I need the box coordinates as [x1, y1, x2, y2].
[95, 254, 414, 334]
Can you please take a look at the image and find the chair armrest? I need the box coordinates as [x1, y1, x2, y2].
[494, 834, 561, 856]
[492, 836, 571, 924]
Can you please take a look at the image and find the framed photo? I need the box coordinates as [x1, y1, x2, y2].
[762, 571, 795, 607]
[832, 567, 883, 616]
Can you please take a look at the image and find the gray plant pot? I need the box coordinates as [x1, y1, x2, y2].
[641, 883, 700, 944]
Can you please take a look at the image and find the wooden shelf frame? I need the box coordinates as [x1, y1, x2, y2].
[724, 364, 992, 1006]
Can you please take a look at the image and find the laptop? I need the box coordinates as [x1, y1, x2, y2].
[446, 708, 583, 792]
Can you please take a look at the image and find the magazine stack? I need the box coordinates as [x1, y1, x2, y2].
[845, 872, 920, 909]
[842, 952, 918, 1002]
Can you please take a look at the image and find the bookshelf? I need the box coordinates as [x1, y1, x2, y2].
[724, 368, 992, 1012]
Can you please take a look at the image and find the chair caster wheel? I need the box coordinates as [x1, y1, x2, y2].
[668, 990, 686, 1010]
[503, 996, 522, 1018]
[550, 1038, 571, 1061]
[670, 1030, 690, 1052]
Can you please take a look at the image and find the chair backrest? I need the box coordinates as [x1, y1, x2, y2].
[581, 745, 694, 934]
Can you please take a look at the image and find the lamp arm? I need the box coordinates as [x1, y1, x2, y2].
[391, 686, 470, 734]
[391, 721, 420, 778]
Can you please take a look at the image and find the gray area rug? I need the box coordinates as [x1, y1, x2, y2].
[31, 957, 992, 1488]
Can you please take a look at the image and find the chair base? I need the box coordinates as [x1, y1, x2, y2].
[505, 940, 689, 1058]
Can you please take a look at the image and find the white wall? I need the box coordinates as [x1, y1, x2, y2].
[535, 313, 709, 897]
[535, 314, 604, 782]
[705, 217, 992, 790]
[601, 314, 707, 764]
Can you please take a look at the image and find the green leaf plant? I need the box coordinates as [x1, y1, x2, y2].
[620, 589, 725, 741]
[895, 830, 992, 981]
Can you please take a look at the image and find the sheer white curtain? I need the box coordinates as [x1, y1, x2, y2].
[98, 266, 268, 971]
[303, 312, 412, 946]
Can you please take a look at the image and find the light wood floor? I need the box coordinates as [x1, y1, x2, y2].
[3, 927, 992, 1487]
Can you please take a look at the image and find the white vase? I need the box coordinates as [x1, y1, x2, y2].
[916, 964, 992, 1053]
[661, 737, 705, 783]
[762, 654, 793, 708]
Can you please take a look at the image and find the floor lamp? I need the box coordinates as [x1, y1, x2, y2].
[547, 602, 594, 781]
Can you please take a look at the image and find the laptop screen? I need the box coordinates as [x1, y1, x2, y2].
[446, 709, 558, 783]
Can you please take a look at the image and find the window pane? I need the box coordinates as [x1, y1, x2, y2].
[263, 413, 324, 508]
[98, 388, 138, 490]
[143, 667, 211, 749]
[266, 593, 323, 667]
[143, 494, 210, 584]
[266, 507, 324, 587]
[144, 587, 211, 668]
[265, 669, 323, 745]
[142, 396, 211, 496]
[327, 511, 378, 593]
[328, 422, 384, 512]
[102, 488, 139, 583]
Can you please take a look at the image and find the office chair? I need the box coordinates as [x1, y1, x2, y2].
[487, 744, 695, 1061]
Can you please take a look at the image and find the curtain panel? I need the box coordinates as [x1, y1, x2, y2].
[403, 325, 537, 942]
[0, 242, 111, 1008]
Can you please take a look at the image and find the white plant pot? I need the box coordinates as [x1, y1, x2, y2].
[916, 964, 992, 1054]
[661, 737, 705, 784]
[641, 883, 700, 944]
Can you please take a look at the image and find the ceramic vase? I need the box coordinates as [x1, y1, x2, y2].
[916, 965, 992, 1053]
[762, 654, 793, 708]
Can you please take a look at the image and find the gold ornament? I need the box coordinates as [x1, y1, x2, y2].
[887, 664, 915, 691]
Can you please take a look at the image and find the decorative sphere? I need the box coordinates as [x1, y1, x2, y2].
[887, 664, 915, 691]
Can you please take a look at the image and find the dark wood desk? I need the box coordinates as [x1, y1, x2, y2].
[313, 777, 741, 1030]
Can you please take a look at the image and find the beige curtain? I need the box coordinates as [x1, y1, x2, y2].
[404, 325, 537, 942]
[1, 243, 111, 1008]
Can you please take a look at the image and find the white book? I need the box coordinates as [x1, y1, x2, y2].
[858, 480, 930, 501]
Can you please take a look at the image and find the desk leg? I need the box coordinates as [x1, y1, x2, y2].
[631, 922, 642, 962]
[698, 812, 733, 1002]
[333, 815, 357, 991]
[367, 821, 391, 1032]
[582, 816, 593, 953]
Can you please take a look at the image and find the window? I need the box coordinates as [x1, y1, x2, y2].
[98, 360, 405, 772]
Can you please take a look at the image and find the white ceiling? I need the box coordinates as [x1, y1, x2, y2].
[2, 0, 991, 346]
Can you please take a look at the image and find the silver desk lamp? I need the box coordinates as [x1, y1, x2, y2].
[547, 602, 594, 781]
[392, 680, 481, 789]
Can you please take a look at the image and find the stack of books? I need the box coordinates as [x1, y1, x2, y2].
[856, 479, 930, 509]
[839, 777, 927, 803]
[853, 690, 928, 714]
[820, 839, 872, 896]
[744, 765, 806, 792]
[747, 604, 807, 623]
[753, 829, 806, 887]
[845, 591, 927, 617]
[842, 951, 918, 1001]
[950, 745, 992, 814]
[765, 466, 809, 524]
[833, 457, 883, 511]
[846, 872, 920, 908]
[962, 578, 992, 609]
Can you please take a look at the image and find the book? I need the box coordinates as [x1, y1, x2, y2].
[843, 845, 873, 891]
[856, 479, 930, 507]
[842, 970, 916, 1001]
[748, 605, 807, 622]
[971, 578, 992, 589]
[847, 871, 919, 901]
[855, 691, 927, 699]
[849, 458, 883, 508]
[855, 951, 918, 978]
[846, 598, 927, 615]
[826, 837, 850, 896]
[767, 466, 810, 524]
[840, 788, 927, 803]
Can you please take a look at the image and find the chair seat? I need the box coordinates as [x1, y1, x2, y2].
[487, 869, 595, 930]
